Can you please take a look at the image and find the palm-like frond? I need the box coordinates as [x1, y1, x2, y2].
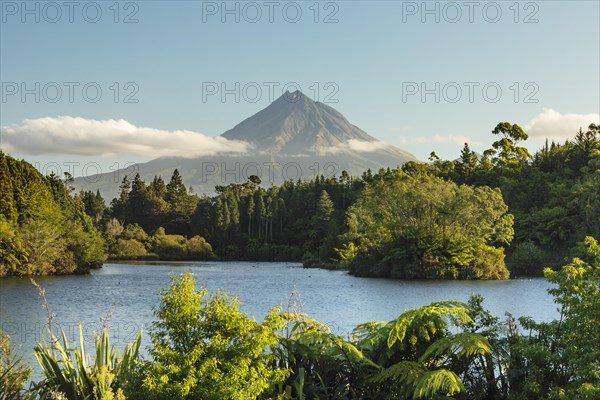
[419, 332, 492, 363]
[370, 360, 425, 384]
[413, 369, 465, 399]
[372, 361, 465, 399]
[386, 302, 472, 348]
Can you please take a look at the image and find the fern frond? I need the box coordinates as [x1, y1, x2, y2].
[419, 332, 492, 363]
[413, 369, 465, 399]
[370, 360, 425, 384]
[386, 302, 473, 348]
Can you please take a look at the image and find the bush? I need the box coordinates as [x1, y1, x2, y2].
[151, 234, 187, 260]
[185, 236, 215, 260]
[134, 273, 289, 400]
[33, 326, 141, 400]
[508, 240, 546, 276]
[112, 238, 148, 260]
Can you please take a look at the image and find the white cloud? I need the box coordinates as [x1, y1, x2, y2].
[0, 116, 252, 158]
[346, 139, 389, 152]
[525, 109, 599, 139]
[396, 134, 477, 146]
[318, 139, 389, 155]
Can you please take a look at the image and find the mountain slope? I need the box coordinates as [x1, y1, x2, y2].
[222, 91, 373, 153]
[74, 91, 416, 199]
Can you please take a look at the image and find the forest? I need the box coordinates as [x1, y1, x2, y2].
[0, 152, 106, 276]
[1, 236, 599, 399]
[1, 122, 599, 278]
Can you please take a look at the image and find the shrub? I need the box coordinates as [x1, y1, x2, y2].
[112, 239, 148, 260]
[508, 240, 546, 276]
[151, 234, 187, 260]
[185, 236, 214, 260]
[33, 326, 141, 400]
[136, 273, 289, 399]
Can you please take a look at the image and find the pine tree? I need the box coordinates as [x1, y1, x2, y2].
[166, 169, 187, 212]
[127, 173, 149, 226]
[456, 142, 479, 182]
[316, 190, 334, 225]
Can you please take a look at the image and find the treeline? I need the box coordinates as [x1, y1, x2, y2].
[100, 168, 513, 279]
[85, 153, 512, 279]
[86, 169, 363, 263]
[0, 152, 106, 276]
[3, 237, 599, 399]
[82, 122, 598, 278]
[417, 122, 600, 276]
[2, 121, 598, 277]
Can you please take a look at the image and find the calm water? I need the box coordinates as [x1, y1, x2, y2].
[0, 262, 557, 377]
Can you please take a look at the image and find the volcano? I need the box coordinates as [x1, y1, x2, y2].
[74, 91, 416, 198]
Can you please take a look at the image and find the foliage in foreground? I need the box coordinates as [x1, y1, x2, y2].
[508, 236, 600, 399]
[131, 273, 288, 400]
[8, 238, 600, 398]
[32, 326, 141, 400]
[1, 330, 31, 399]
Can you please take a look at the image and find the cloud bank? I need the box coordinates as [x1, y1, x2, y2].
[318, 139, 389, 155]
[525, 109, 599, 140]
[1, 116, 252, 158]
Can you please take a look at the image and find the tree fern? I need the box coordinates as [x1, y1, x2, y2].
[413, 369, 465, 399]
[419, 332, 492, 362]
[361, 302, 489, 399]
[386, 302, 473, 349]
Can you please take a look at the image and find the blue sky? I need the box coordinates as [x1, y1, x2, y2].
[1, 0, 599, 174]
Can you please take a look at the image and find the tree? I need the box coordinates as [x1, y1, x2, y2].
[456, 142, 479, 183]
[0, 153, 107, 276]
[127, 173, 149, 227]
[163, 169, 197, 234]
[0, 153, 17, 223]
[246, 195, 255, 236]
[490, 122, 531, 166]
[505, 237, 600, 399]
[316, 190, 334, 224]
[139, 273, 288, 399]
[342, 173, 513, 279]
[111, 176, 131, 222]
[364, 301, 492, 399]
[248, 175, 262, 185]
[542, 237, 600, 397]
[165, 169, 187, 210]
[78, 190, 105, 224]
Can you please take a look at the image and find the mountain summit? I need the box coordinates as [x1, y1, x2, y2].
[222, 91, 412, 160]
[74, 92, 416, 197]
[222, 90, 376, 155]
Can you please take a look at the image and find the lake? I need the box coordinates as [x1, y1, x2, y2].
[0, 261, 558, 377]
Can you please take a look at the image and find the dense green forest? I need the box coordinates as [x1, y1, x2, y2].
[0, 152, 106, 276]
[1, 121, 598, 278]
[85, 121, 598, 278]
[2, 237, 599, 399]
